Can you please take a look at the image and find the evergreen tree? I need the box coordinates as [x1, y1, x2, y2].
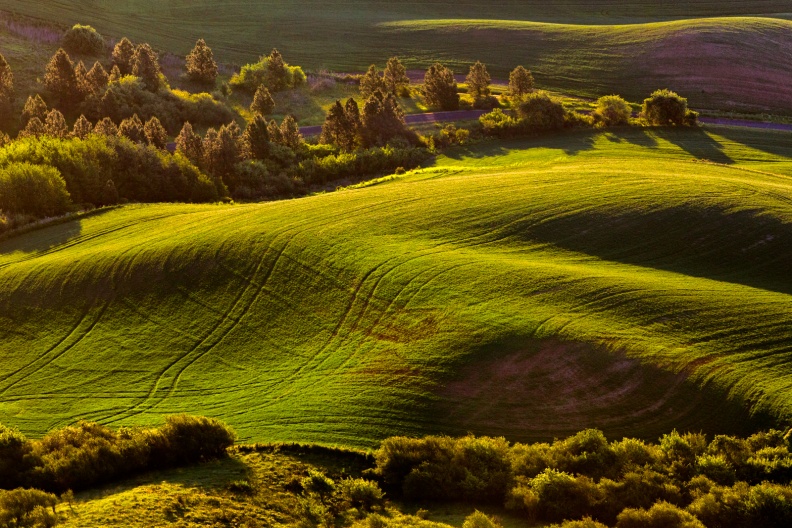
[201, 127, 220, 173]
[44, 49, 80, 107]
[0, 53, 14, 119]
[279, 115, 303, 150]
[204, 123, 242, 184]
[19, 117, 45, 138]
[266, 49, 288, 91]
[175, 121, 203, 165]
[360, 65, 386, 99]
[242, 114, 270, 160]
[132, 44, 162, 92]
[361, 90, 406, 147]
[44, 109, 69, 138]
[93, 117, 119, 136]
[74, 60, 90, 98]
[21, 94, 47, 127]
[465, 61, 491, 102]
[267, 119, 283, 145]
[345, 98, 362, 132]
[383, 57, 409, 96]
[85, 62, 110, 94]
[118, 114, 145, 142]
[72, 114, 93, 139]
[250, 84, 275, 115]
[108, 65, 123, 83]
[508, 66, 534, 98]
[186, 39, 218, 84]
[144, 116, 168, 149]
[321, 100, 356, 152]
[112, 37, 135, 75]
[423, 63, 459, 110]
[0, 131, 10, 148]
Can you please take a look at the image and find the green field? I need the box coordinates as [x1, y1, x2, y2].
[1, 125, 791, 446]
[2, 2, 792, 112]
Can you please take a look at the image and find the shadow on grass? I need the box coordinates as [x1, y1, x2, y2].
[654, 127, 733, 164]
[438, 129, 600, 162]
[706, 126, 792, 160]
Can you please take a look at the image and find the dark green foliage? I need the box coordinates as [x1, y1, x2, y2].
[0, 426, 36, 490]
[529, 469, 601, 523]
[62, 24, 104, 56]
[242, 114, 270, 160]
[176, 121, 203, 165]
[20, 95, 47, 128]
[101, 179, 119, 206]
[383, 57, 410, 97]
[552, 429, 618, 480]
[153, 415, 237, 466]
[515, 92, 566, 131]
[642, 89, 693, 126]
[551, 518, 608, 528]
[509, 66, 534, 97]
[0, 135, 221, 205]
[0, 163, 71, 217]
[44, 49, 80, 107]
[279, 115, 303, 151]
[0, 53, 13, 122]
[594, 95, 632, 127]
[251, 84, 275, 115]
[361, 65, 387, 99]
[186, 39, 218, 85]
[321, 100, 358, 151]
[144, 116, 168, 149]
[203, 123, 243, 190]
[118, 114, 145, 143]
[361, 91, 407, 147]
[423, 63, 459, 110]
[296, 146, 428, 186]
[0, 488, 58, 528]
[465, 61, 491, 103]
[132, 43, 162, 92]
[338, 478, 384, 512]
[112, 37, 135, 76]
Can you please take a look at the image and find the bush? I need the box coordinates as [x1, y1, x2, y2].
[62, 24, 104, 55]
[478, 109, 522, 137]
[641, 89, 691, 126]
[296, 146, 429, 187]
[338, 478, 384, 512]
[0, 488, 58, 528]
[593, 95, 631, 127]
[0, 163, 71, 218]
[462, 511, 501, 528]
[515, 92, 566, 131]
[616, 501, 705, 528]
[551, 518, 608, 528]
[229, 56, 306, 93]
[529, 469, 601, 523]
[550, 429, 618, 480]
[155, 414, 237, 465]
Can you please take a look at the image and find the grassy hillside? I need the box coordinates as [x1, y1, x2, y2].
[2, 2, 792, 112]
[1, 126, 792, 446]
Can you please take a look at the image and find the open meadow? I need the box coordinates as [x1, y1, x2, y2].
[1, 125, 791, 447]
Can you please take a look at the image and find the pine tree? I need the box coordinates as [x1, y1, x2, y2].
[144, 116, 168, 149]
[201, 127, 219, 172]
[360, 65, 386, 99]
[132, 44, 162, 92]
[118, 114, 145, 142]
[85, 62, 109, 94]
[267, 119, 283, 145]
[19, 117, 45, 138]
[345, 98, 361, 132]
[266, 49, 288, 91]
[186, 39, 218, 84]
[204, 123, 242, 183]
[423, 63, 459, 110]
[112, 37, 135, 75]
[74, 60, 90, 98]
[44, 49, 80, 107]
[383, 57, 409, 96]
[242, 114, 270, 160]
[21, 94, 47, 127]
[508, 66, 534, 98]
[361, 90, 406, 147]
[465, 61, 491, 102]
[44, 109, 69, 138]
[0, 131, 10, 148]
[108, 65, 123, 83]
[93, 117, 119, 136]
[321, 100, 357, 152]
[175, 122, 203, 165]
[0, 53, 14, 118]
[279, 115, 303, 150]
[250, 85, 275, 115]
[72, 115, 93, 139]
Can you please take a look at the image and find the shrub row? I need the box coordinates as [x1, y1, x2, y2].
[372, 429, 792, 527]
[0, 415, 236, 494]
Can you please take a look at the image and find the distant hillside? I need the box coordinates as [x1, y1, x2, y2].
[1, 126, 791, 445]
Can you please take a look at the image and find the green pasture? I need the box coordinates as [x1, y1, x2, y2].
[2, 2, 792, 112]
[1, 125, 791, 446]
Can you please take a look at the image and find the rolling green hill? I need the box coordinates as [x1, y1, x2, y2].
[1, 126, 791, 447]
[2, 2, 792, 112]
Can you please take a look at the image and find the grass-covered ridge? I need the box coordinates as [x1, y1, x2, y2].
[3, 3, 792, 112]
[1, 127, 792, 445]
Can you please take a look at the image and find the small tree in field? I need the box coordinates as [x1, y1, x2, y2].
[132, 43, 162, 92]
[63, 24, 105, 55]
[250, 84, 275, 115]
[112, 37, 135, 75]
[384, 57, 410, 96]
[465, 61, 491, 102]
[186, 39, 218, 84]
[594, 95, 632, 127]
[360, 64, 387, 99]
[641, 89, 694, 126]
[509, 66, 534, 98]
[423, 63, 459, 110]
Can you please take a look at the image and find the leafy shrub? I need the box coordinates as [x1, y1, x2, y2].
[478, 109, 523, 137]
[616, 501, 704, 528]
[515, 92, 566, 131]
[0, 163, 71, 218]
[62, 24, 104, 55]
[229, 56, 306, 93]
[154, 414, 237, 466]
[641, 89, 691, 126]
[338, 478, 384, 512]
[296, 146, 429, 186]
[529, 469, 601, 523]
[593, 95, 631, 127]
[550, 429, 618, 480]
[0, 427, 38, 490]
[462, 511, 501, 528]
[0, 488, 58, 528]
[695, 455, 736, 485]
[551, 518, 608, 528]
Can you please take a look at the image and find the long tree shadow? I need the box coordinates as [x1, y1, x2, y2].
[706, 126, 792, 160]
[653, 127, 733, 165]
[438, 129, 600, 162]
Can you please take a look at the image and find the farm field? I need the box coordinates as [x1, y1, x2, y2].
[1, 126, 791, 446]
[2, 2, 792, 113]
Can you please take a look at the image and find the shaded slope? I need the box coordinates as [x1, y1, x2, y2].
[1, 129, 792, 446]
